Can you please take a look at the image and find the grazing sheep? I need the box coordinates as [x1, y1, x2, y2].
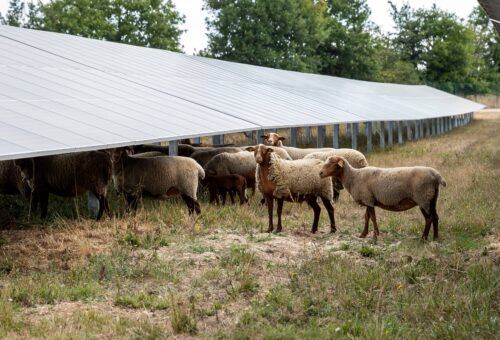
[203, 174, 248, 205]
[14, 151, 112, 220]
[261, 132, 334, 159]
[249, 144, 335, 233]
[305, 149, 368, 201]
[203, 151, 257, 193]
[190, 147, 243, 167]
[0, 160, 29, 196]
[319, 156, 446, 240]
[111, 149, 204, 214]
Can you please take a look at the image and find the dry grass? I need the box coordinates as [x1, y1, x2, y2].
[0, 112, 498, 339]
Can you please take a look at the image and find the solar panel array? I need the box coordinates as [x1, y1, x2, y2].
[0, 25, 484, 160]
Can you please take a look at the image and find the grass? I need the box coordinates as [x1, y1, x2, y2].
[0, 111, 499, 338]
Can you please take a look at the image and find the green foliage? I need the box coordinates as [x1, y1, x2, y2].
[388, 2, 491, 95]
[203, 0, 328, 73]
[1, 0, 185, 51]
[318, 0, 378, 80]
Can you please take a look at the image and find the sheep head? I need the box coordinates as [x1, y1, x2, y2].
[261, 132, 285, 146]
[320, 156, 345, 179]
[248, 144, 273, 164]
[14, 158, 35, 190]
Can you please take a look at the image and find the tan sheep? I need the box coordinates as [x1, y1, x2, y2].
[305, 149, 368, 201]
[112, 149, 204, 214]
[320, 156, 446, 240]
[261, 132, 334, 159]
[249, 144, 335, 233]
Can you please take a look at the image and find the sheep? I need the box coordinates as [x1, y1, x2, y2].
[190, 147, 243, 167]
[133, 144, 199, 157]
[305, 149, 368, 201]
[319, 156, 446, 240]
[0, 160, 29, 196]
[203, 174, 248, 205]
[130, 151, 164, 158]
[261, 132, 334, 159]
[203, 151, 257, 193]
[111, 148, 204, 214]
[249, 144, 335, 233]
[14, 151, 112, 220]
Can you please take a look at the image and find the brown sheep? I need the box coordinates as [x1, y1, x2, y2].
[249, 144, 335, 233]
[14, 151, 112, 220]
[261, 132, 334, 159]
[203, 174, 248, 205]
[319, 156, 446, 240]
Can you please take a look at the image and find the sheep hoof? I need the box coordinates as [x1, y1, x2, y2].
[330, 227, 337, 233]
[266, 228, 274, 233]
[359, 233, 368, 238]
[276, 227, 282, 233]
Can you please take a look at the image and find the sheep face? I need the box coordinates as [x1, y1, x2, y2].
[14, 158, 35, 190]
[320, 156, 345, 179]
[247, 144, 273, 164]
[261, 132, 285, 146]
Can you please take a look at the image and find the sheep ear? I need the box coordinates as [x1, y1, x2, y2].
[245, 146, 255, 152]
[260, 135, 268, 139]
[266, 148, 274, 153]
[278, 136, 286, 141]
[338, 159, 344, 168]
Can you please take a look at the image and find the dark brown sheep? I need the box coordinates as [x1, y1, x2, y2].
[14, 151, 112, 220]
[190, 147, 243, 167]
[0, 160, 29, 196]
[203, 174, 248, 205]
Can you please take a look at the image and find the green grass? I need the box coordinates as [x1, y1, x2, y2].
[0, 112, 498, 338]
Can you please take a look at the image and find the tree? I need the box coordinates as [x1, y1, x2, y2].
[318, 0, 378, 80]
[389, 3, 479, 95]
[39, 0, 185, 51]
[372, 35, 421, 84]
[0, 0, 185, 52]
[203, 0, 327, 73]
[469, 6, 500, 95]
[0, 0, 25, 26]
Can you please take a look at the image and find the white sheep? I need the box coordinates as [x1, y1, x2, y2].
[319, 156, 446, 240]
[261, 132, 334, 159]
[112, 149, 205, 214]
[249, 144, 335, 233]
[305, 149, 368, 200]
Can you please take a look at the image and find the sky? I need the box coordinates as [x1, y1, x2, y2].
[0, 0, 480, 55]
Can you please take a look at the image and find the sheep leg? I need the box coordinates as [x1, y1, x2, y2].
[39, 191, 49, 219]
[265, 195, 274, 233]
[369, 207, 380, 240]
[276, 198, 284, 232]
[229, 191, 235, 205]
[307, 198, 321, 233]
[420, 207, 432, 240]
[320, 197, 336, 233]
[208, 187, 217, 205]
[430, 194, 439, 240]
[360, 206, 371, 238]
[221, 189, 227, 206]
[125, 194, 140, 212]
[238, 188, 246, 205]
[181, 194, 197, 215]
[103, 197, 112, 218]
[96, 194, 105, 221]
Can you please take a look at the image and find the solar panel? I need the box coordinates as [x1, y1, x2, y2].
[0, 25, 484, 160]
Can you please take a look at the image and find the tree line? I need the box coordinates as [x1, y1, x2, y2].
[2, 0, 499, 95]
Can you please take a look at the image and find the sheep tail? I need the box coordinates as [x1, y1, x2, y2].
[196, 162, 205, 180]
[435, 171, 446, 187]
